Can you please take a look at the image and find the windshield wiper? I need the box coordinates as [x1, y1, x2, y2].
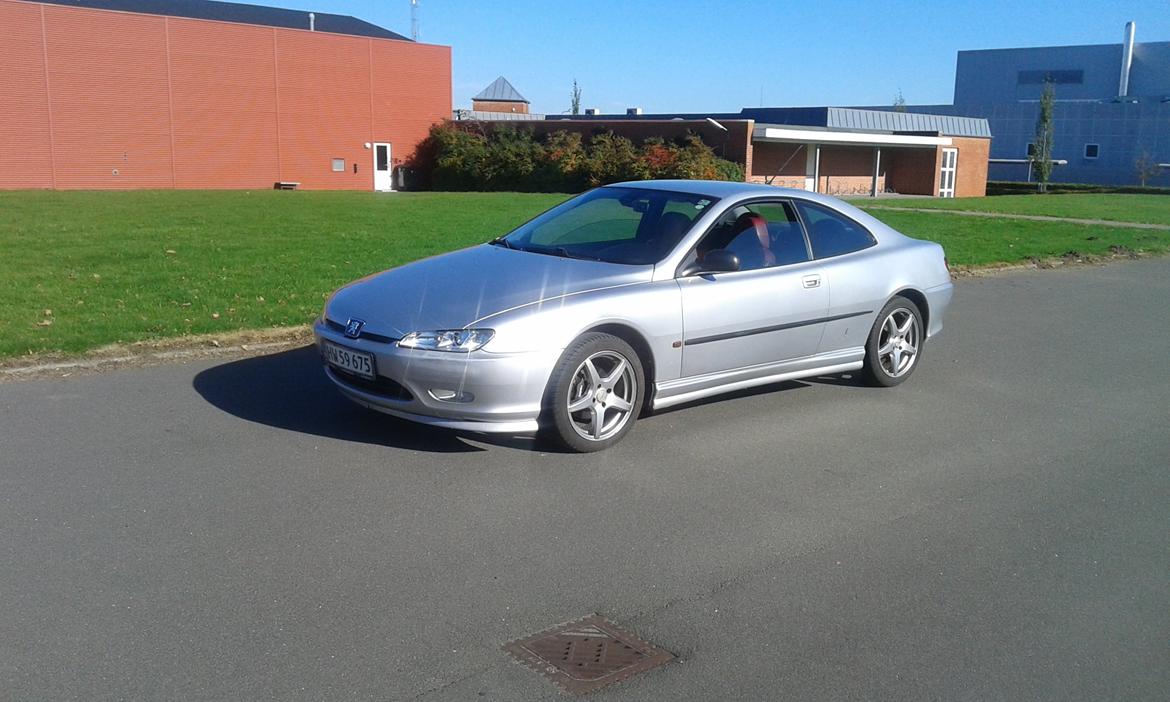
[523, 244, 601, 261]
[489, 236, 515, 249]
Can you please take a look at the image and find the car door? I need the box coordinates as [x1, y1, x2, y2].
[790, 199, 881, 355]
[678, 200, 830, 378]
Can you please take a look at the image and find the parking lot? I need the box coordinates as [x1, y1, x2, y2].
[2, 259, 1168, 700]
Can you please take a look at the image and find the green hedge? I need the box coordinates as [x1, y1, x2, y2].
[987, 181, 1170, 196]
[408, 123, 744, 192]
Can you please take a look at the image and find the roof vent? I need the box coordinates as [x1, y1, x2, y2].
[584, 108, 600, 116]
[308, 12, 315, 31]
[626, 107, 643, 116]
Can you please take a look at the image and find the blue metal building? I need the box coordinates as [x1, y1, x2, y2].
[902, 23, 1170, 186]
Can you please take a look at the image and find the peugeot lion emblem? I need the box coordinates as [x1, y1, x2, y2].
[344, 318, 365, 339]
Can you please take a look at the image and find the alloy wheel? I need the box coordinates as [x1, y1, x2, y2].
[566, 350, 638, 441]
[877, 307, 920, 378]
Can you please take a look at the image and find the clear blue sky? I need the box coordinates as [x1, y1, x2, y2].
[263, 0, 1170, 114]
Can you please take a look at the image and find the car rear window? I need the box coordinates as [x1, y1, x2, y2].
[794, 201, 876, 259]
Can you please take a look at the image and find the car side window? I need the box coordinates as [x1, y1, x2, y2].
[684, 200, 810, 273]
[794, 201, 876, 259]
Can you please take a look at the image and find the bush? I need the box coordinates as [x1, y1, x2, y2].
[482, 126, 543, 191]
[426, 124, 488, 191]
[712, 158, 746, 183]
[585, 132, 642, 187]
[412, 122, 744, 192]
[537, 131, 588, 192]
[986, 180, 1170, 196]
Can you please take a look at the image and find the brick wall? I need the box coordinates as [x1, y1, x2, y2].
[819, 147, 885, 196]
[1, 0, 56, 188]
[748, 142, 807, 181]
[0, 0, 451, 190]
[951, 137, 989, 197]
[885, 148, 939, 196]
[471, 100, 529, 114]
[749, 143, 887, 195]
[882, 139, 990, 197]
[749, 139, 991, 197]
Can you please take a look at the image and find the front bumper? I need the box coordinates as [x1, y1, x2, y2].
[313, 319, 557, 434]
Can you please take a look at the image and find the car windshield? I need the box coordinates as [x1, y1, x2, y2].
[495, 186, 718, 265]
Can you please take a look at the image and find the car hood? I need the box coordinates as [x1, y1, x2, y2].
[325, 244, 653, 338]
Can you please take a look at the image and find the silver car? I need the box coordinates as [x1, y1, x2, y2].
[314, 180, 953, 451]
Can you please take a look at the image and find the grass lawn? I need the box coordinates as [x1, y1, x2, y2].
[865, 210, 1169, 267]
[0, 190, 565, 358]
[852, 193, 1170, 226]
[2, 190, 1168, 359]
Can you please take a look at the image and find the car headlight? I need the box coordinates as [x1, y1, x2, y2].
[397, 329, 495, 353]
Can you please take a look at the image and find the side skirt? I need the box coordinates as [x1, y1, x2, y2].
[651, 349, 865, 411]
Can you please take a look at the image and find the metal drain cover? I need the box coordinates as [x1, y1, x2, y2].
[502, 614, 673, 695]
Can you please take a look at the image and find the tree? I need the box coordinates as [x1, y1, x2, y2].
[1134, 150, 1162, 187]
[570, 79, 582, 116]
[892, 89, 907, 113]
[1030, 81, 1056, 192]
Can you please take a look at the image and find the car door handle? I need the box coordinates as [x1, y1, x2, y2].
[802, 274, 821, 289]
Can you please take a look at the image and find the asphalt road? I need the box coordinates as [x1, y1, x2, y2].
[2, 259, 1168, 701]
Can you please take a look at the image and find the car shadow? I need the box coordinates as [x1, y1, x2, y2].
[805, 372, 865, 387]
[192, 346, 542, 453]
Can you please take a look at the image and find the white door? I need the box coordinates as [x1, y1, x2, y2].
[939, 148, 957, 198]
[373, 142, 393, 191]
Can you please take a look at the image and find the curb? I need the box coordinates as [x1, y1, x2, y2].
[1, 330, 312, 382]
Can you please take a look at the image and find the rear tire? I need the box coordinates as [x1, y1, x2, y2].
[862, 296, 924, 387]
[541, 333, 644, 453]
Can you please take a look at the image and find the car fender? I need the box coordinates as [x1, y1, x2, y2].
[476, 279, 684, 384]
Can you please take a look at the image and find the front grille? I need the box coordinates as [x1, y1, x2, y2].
[331, 368, 413, 401]
[324, 318, 398, 345]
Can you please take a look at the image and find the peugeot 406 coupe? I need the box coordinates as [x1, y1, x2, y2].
[314, 180, 953, 451]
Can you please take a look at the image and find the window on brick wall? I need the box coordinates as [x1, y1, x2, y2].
[332, 158, 345, 172]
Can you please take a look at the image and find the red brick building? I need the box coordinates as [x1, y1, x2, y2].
[532, 109, 991, 198]
[0, 0, 451, 190]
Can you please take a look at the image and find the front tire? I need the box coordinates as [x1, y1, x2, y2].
[862, 296, 924, 387]
[542, 333, 644, 452]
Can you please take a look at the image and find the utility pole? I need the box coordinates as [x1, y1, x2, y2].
[410, 0, 419, 41]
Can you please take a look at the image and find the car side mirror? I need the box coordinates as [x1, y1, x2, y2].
[681, 249, 740, 277]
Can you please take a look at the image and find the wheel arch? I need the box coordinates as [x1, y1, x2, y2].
[891, 287, 929, 330]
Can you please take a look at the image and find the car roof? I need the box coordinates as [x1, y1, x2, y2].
[603, 180, 870, 214]
[604, 179, 913, 254]
[604, 179, 807, 199]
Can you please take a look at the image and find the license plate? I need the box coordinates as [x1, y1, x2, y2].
[323, 341, 376, 380]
